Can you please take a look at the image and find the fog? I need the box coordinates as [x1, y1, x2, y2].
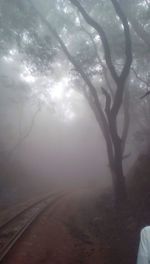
[0, 0, 149, 205]
[2, 1, 150, 263]
[0, 57, 110, 190]
[0, 58, 137, 205]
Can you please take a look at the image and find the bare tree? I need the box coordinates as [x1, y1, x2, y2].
[30, 0, 132, 208]
[79, 25, 130, 156]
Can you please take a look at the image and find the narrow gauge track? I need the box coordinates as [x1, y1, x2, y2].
[0, 192, 65, 263]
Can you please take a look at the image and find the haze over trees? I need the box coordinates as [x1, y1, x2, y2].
[1, 0, 150, 263]
[0, 0, 150, 207]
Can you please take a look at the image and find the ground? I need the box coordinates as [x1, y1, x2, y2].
[2, 153, 150, 264]
[2, 189, 108, 264]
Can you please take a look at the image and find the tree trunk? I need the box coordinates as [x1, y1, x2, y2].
[31, 0, 132, 208]
[109, 115, 127, 208]
[113, 149, 127, 208]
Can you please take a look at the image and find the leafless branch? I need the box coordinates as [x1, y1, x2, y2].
[120, 0, 150, 48]
[122, 86, 130, 153]
[70, 0, 132, 121]
[70, 0, 119, 83]
[79, 25, 114, 97]
[110, 0, 132, 117]
[140, 90, 150, 99]
[131, 67, 150, 88]
[29, 0, 114, 168]
[131, 67, 150, 99]
[101, 87, 111, 117]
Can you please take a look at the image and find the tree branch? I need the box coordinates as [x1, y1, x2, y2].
[120, 0, 150, 48]
[70, 0, 132, 119]
[131, 67, 150, 99]
[131, 67, 150, 88]
[140, 90, 150, 99]
[122, 87, 130, 153]
[111, 0, 132, 83]
[110, 0, 132, 117]
[80, 25, 114, 97]
[101, 87, 111, 117]
[29, 0, 115, 168]
[70, 0, 119, 83]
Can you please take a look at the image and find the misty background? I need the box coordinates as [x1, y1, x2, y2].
[0, 0, 150, 206]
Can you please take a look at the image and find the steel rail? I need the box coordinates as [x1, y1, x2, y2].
[0, 192, 57, 231]
[0, 192, 65, 263]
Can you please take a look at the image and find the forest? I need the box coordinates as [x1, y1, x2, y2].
[0, 0, 150, 263]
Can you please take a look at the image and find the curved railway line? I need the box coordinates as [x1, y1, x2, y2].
[0, 192, 65, 263]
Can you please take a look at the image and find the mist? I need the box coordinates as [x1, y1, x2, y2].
[1, 1, 150, 263]
[0, 56, 111, 192]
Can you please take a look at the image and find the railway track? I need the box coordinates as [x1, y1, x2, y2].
[0, 192, 65, 263]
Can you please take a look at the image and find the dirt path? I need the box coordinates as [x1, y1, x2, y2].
[3, 190, 106, 264]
